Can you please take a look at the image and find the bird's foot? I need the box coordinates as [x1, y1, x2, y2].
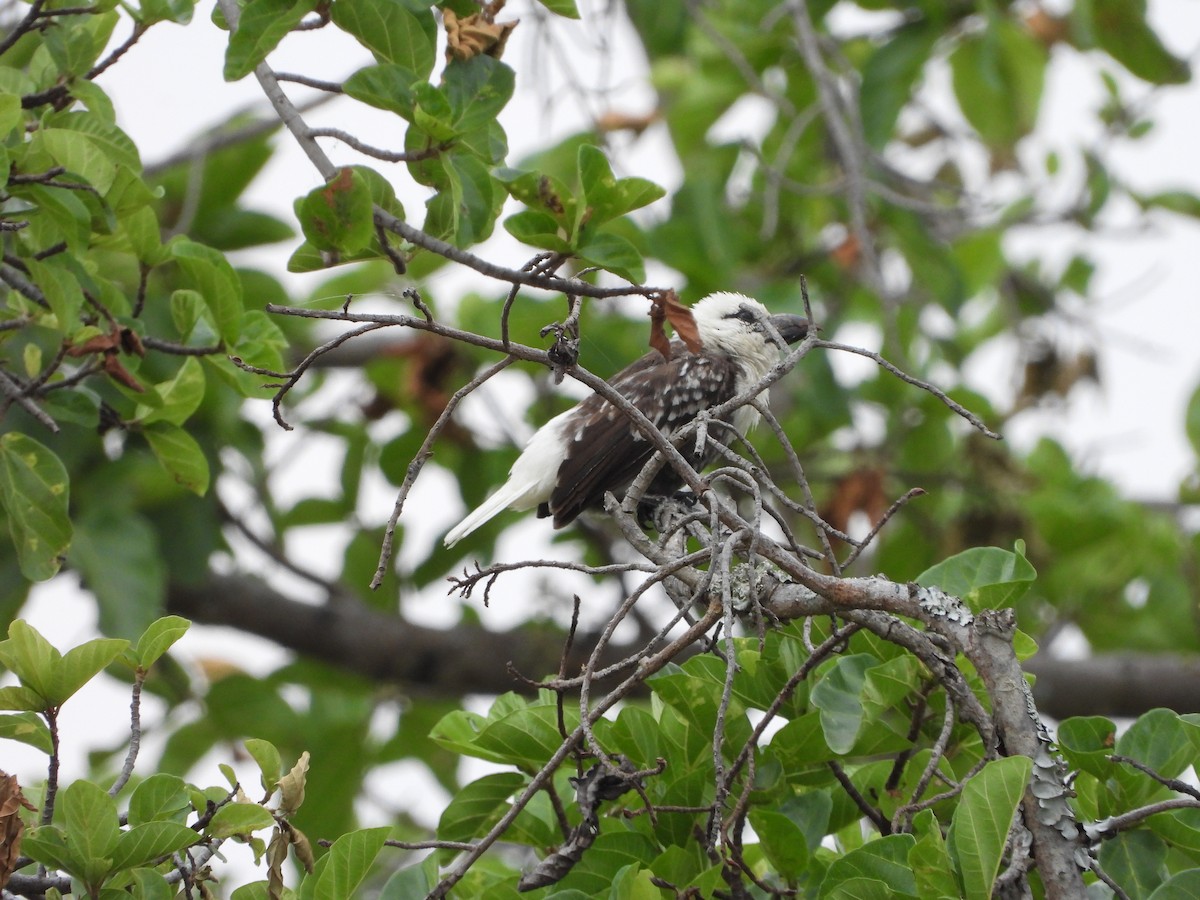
[637, 491, 700, 533]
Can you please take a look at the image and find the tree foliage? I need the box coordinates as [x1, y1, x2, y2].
[2, 0, 1200, 897]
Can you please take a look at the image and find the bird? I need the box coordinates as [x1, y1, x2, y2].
[443, 292, 811, 547]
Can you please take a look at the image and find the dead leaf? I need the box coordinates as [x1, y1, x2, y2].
[648, 296, 671, 360]
[662, 291, 701, 353]
[0, 770, 36, 891]
[821, 467, 888, 538]
[102, 353, 145, 392]
[596, 109, 661, 135]
[444, 2, 517, 61]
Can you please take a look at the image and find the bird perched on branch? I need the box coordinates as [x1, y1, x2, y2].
[443, 292, 811, 547]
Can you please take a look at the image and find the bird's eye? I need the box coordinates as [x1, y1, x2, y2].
[731, 307, 757, 324]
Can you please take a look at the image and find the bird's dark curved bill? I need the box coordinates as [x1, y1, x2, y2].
[768, 314, 810, 345]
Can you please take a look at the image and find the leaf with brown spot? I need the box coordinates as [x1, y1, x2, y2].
[821, 467, 888, 538]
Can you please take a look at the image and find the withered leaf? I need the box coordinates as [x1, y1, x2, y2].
[102, 353, 145, 392]
[0, 771, 36, 891]
[662, 290, 702, 353]
[444, 5, 517, 61]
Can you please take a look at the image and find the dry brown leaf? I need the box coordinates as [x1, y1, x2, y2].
[663, 292, 701, 353]
[444, 3, 517, 61]
[0, 771, 36, 891]
[821, 467, 888, 538]
[595, 109, 661, 135]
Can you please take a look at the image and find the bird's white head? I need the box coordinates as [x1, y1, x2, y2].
[690, 292, 810, 380]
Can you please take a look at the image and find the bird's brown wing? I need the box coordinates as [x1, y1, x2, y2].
[545, 348, 741, 527]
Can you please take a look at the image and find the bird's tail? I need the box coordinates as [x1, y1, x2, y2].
[443, 485, 525, 548]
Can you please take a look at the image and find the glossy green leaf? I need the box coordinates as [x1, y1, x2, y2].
[331, 0, 435, 78]
[170, 237, 244, 343]
[206, 801, 276, 838]
[1099, 829, 1168, 897]
[0, 434, 72, 582]
[311, 826, 391, 900]
[915, 543, 1036, 610]
[1148, 869, 1200, 899]
[437, 772, 526, 845]
[825, 835, 919, 897]
[111, 821, 201, 870]
[343, 63, 422, 118]
[128, 773, 192, 826]
[909, 809, 960, 899]
[133, 616, 190, 669]
[143, 423, 211, 496]
[747, 808, 808, 879]
[1056, 716, 1117, 779]
[61, 780, 121, 867]
[0, 711, 53, 752]
[50, 636, 127, 706]
[948, 756, 1032, 900]
[811, 654, 878, 754]
[245, 737, 283, 793]
[225, 0, 316, 80]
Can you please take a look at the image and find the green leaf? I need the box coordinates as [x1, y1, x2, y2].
[69, 508, 166, 640]
[909, 809, 960, 899]
[37, 128, 119, 194]
[1137, 190, 1200, 220]
[1091, 0, 1190, 84]
[225, 0, 317, 80]
[111, 822, 201, 869]
[915, 543, 1036, 610]
[0, 685, 47, 712]
[0, 620, 59, 701]
[825, 834, 919, 897]
[437, 772, 526, 845]
[860, 22, 937, 149]
[948, 756, 1033, 900]
[245, 737, 283, 793]
[20, 825, 80, 875]
[128, 773, 192, 826]
[343, 64, 422, 118]
[1057, 716, 1117, 779]
[442, 55, 516, 134]
[206, 801, 276, 838]
[143, 423, 211, 495]
[60, 780, 121, 868]
[0, 711, 53, 752]
[535, 0, 579, 18]
[0, 434, 72, 582]
[575, 227, 646, 282]
[1149, 869, 1200, 899]
[51, 636, 127, 706]
[311, 827, 391, 900]
[133, 616, 190, 669]
[747, 809, 808, 880]
[135, 357, 206, 426]
[811, 654, 878, 754]
[1186, 383, 1200, 459]
[1115, 708, 1197, 805]
[299, 167, 375, 253]
[170, 237, 244, 343]
[330, 0, 435, 78]
[949, 19, 1046, 148]
[576, 143, 665, 230]
[503, 209, 572, 252]
[1098, 829, 1168, 897]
